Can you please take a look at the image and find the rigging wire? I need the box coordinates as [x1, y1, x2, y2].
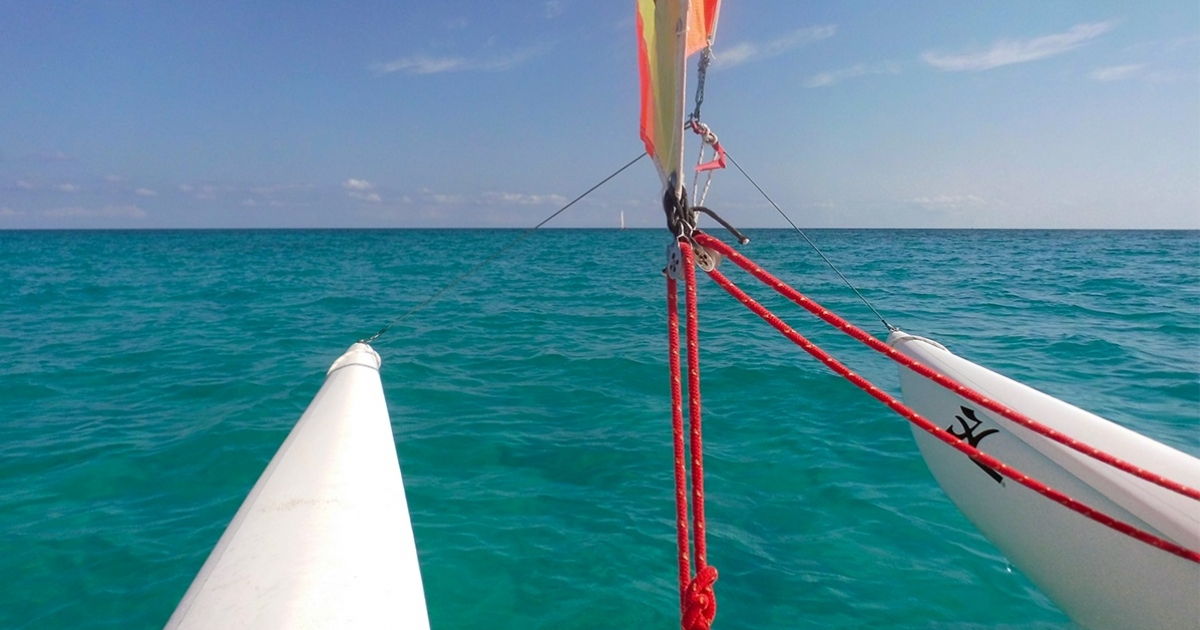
[723, 150, 896, 331]
[360, 152, 647, 345]
[688, 47, 719, 207]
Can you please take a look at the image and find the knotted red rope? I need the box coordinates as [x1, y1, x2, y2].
[694, 231, 1200, 504]
[666, 239, 719, 630]
[682, 565, 718, 630]
[692, 237, 1199, 564]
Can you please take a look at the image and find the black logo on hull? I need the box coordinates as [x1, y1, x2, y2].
[948, 406, 1003, 484]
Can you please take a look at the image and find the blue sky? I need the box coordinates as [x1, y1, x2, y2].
[2, 1, 1197, 229]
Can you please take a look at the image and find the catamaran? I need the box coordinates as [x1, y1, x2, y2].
[162, 2, 1199, 629]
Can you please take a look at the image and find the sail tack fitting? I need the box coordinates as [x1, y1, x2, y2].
[662, 175, 695, 239]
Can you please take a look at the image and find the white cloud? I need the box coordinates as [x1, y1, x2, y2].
[344, 179, 382, 202]
[0, 207, 24, 217]
[717, 44, 756, 68]
[477, 48, 545, 71]
[481, 191, 567, 206]
[241, 197, 288, 208]
[909, 195, 988, 210]
[423, 189, 465, 205]
[805, 61, 901, 88]
[55, 183, 80, 193]
[135, 188, 157, 197]
[371, 46, 546, 76]
[1089, 64, 1145, 81]
[409, 188, 566, 207]
[14, 180, 35, 190]
[41, 205, 146, 219]
[719, 25, 837, 68]
[921, 22, 1115, 72]
[178, 183, 220, 199]
[374, 56, 465, 75]
[105, 175, 125, 183]
[250, 184, 314, 195]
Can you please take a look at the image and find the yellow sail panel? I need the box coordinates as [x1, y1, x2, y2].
[637, 0, 689, 193]
[686, 0, 721, 55]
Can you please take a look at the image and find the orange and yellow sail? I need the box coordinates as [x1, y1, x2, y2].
[637, 0, 721, 196]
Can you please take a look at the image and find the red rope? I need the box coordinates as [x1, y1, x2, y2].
[682, 242, 710, 572]
[666, 273, 691, 615]
[682, 565, 718, 630]
[666, 240, 719, 630]
[702, 263, 1200, 564]
[694, 232, 1200, 504]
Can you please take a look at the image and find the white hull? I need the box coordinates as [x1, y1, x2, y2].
[890, 331, 1199, 630]
[164, 343, 430, 630]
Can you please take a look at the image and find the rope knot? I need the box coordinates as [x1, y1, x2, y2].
[681, 565, 718, 630]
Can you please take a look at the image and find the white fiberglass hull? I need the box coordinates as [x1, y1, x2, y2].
[889, 331, 1199, 630]
[164, 343, 430, 630]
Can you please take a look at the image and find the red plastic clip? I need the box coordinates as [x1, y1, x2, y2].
[690, 121, 726, 173]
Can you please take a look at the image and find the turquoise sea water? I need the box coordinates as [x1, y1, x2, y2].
[1, 228, 1197, 629]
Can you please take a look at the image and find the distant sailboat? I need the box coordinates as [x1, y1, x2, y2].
[620, 210, 626, 230]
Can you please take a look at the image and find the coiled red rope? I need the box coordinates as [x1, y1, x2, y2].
[691, 237, 1198, 564]
[694, 232, 1200, 504]
[666, 240, 719, 630]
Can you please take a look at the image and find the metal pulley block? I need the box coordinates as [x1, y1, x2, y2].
[665, 241, 684, 280]
[693, 244, 722, 271]
[666, 240, 721, 278]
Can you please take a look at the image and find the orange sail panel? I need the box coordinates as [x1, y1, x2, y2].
[686, 0, 721, 56]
